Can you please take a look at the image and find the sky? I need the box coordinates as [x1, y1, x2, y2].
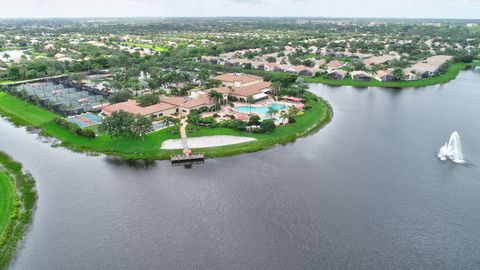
[1, 0, 479, 19]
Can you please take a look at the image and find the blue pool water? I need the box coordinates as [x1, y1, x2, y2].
[235, 103, 286, 115]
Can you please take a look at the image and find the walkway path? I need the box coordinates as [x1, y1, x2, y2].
[180, 120, 189, 150]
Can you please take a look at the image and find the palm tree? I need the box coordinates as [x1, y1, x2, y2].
[208, 90, 223, 112]
[247, 96, 255, 114]
[267, 108, 279, 118]
[271, 82, 281, 100]
[280, 111, 289, 124]
[45, 100, 54, 111]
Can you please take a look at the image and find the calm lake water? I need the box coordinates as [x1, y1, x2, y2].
[0, 50, 26, 62]
[2, 71, 480, 270]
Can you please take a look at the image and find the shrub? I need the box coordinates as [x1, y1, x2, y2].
[198, 117, 216, 127]
[137, 93, 159, 107]
[108, 90, 132, 104]
[247, 115, 261, 126]
[260, 119, 276, 133]
[53, 117, 96, 138]
[218, 119, 247, 130]
[78, 129, 96, 138]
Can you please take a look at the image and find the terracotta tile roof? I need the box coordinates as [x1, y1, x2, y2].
[213, 73, 263, 84]
[207, 82, 271, 98]
[102, 100, 176, 116]
[375, 70, 392, 77]
[181, 95, 213, 109]
[161, 96, 187, 106]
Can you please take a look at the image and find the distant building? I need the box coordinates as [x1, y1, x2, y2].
[409, 55, 453, 78]
[363, 54, 400, 67]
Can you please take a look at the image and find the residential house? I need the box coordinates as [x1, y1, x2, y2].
[409, 55, 453, 78]
[299, 66, 322, 77]
[363, 54, 400, 67]
[403, 69, 418, 81]
[326, 60, 343, 71]
[327, 70, 348, 80]
[351, 71, 372, 81]
[374, 70, 395, 82]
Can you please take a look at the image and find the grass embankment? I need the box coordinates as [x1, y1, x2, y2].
[0, 152, 37, 269]
[304, 63, 477, 88]
[0, 92, 181, 160]
[187, 96, 333, 158]
[0, 91, 331, 160]
[114, 42, 168, 52]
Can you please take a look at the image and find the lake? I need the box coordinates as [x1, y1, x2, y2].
[0, 50, 26, 62]
[1, 71, 480, 270]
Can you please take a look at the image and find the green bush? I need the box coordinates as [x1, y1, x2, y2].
[78, 128, 96, 138]
[218, 119, 247, 130]
[53, 117, 96, 138]
[260, 119, 276, 133]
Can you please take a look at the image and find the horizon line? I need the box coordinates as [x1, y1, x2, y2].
[0, 16, 479, 21]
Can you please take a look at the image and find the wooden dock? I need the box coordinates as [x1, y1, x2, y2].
[171, 121, 205, 166]
[171, 153, 205, 166]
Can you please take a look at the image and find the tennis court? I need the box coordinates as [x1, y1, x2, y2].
[67, 113, 103, 127]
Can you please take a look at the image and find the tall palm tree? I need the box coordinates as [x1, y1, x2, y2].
[246, 96, 255, 114]
[271, 82, 281, 100]
[267, 108, 279, 118]
[208, 91, 223, 111]
[280, 111, 289, 124]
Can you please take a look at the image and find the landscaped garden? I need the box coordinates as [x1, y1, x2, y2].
[0, 90, 332, 160]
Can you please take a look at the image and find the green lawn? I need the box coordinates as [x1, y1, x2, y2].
[0, 92, 58, 126]
[0, 91, 331, 160]
[0, 80, 13, 85]
[0, 151, 36, 269]
[0, 172, 16, 235]
[303, 63, 472, 88]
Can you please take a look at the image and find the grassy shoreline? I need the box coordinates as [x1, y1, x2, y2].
[0, 152, 37, 269]
[0, 92, 332, 160]
[304, 62, 479, 88]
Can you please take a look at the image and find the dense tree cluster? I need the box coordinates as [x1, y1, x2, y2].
[99, 110, 153, 139]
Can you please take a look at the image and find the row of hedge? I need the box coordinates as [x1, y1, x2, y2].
[53, 117, 96, 138]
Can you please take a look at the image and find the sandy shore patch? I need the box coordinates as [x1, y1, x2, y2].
[161, 135, 256, 149]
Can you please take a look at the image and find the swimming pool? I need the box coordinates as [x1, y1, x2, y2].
[234, 103, 286, 115]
